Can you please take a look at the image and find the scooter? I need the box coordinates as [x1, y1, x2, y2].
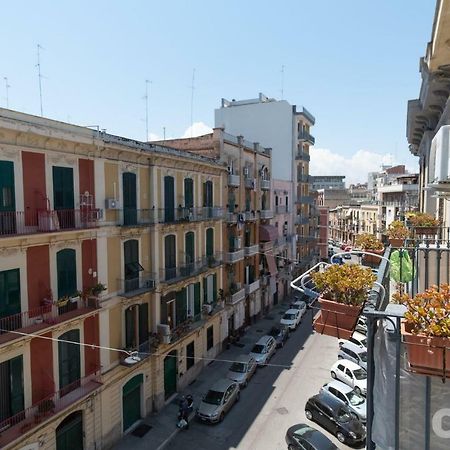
[176, 395, 194, 430]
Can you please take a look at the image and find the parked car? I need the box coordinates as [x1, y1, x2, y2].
[285, 423, 339, 450]
[280, 309, 302, 330]
[226, 354, 257, 388]
[338, 340, 367, 370]
[342, 252, 352, 260]
[355, 316, 368, 335]
[196, 378, 240, 423]
[339, 331, 367, 349]
[289, 300, 307, 318]
[268, 325, 290, 348]
[330, 360, 367, 396]
[320, 380, 367, 422]
[331, 255, 344, 265]
[249, 335, 277, 366]
[304, 392, 366, 446]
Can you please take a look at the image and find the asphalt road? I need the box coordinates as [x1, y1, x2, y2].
[167, 308, 362, 450]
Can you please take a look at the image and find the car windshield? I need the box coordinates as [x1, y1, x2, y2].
[336, 407, 352, 423]
[293, 425, 315, 436]
[230, 362, 246, 373]
[268, 327, 280, 336]
[347, 390, 365, 406]
[203, 390, 223, 405]
[354, 369, 367, 380]
[252, 344, 265, 354]
[283, 313, 295, 320]
[359, 351, 367, 362]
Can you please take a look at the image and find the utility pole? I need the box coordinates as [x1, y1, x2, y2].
[4, 77, 10, 108]
[36, 44, 44, 116]
[163, 126, 166, 141]
[190, 69, 195, 137]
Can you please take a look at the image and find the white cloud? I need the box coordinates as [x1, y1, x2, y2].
[181, 121, 212, 138]
[310, 148, 416, 186]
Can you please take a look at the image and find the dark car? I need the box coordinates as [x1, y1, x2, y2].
[268, 325, 290, 348]
[285, 423, 339, 450]
[304, 392, 366, 445]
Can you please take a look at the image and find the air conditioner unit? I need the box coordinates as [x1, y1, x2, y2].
[157, 324, 171, 336]
[105, 198, 119, 209]
[432, 125, 450, 183]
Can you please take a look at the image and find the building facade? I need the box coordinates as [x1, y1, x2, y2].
[310, 175, 345, 191]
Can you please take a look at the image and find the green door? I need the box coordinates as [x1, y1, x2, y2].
[164, 235, 176, 280]
[206, 228, 214, 257]
[138, 303, 149, 347]
[123, 172, 137, 226]
[203, 181, 213, 218]
[122, 374, 143, 431]
[164, 176, 174, 222]
[0, 161, 16, 235]
[164, 351, 177, 399]
[124, 240, 140, 292]
[184, 232, 195, 275]
[0, 269, 21, 326]
[53, 166, 74, 229]
[56, 411, 83, 450]
[58, 329, 81, 395]
[175, 289, 186, 326]
[184, 178, 193, 208]
[0, 355, 24, 422]
[57, 249, 77, 299]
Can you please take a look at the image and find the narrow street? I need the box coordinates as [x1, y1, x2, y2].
[166, 306, 359, 450]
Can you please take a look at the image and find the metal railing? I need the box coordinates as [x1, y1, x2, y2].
[295, 151, 311, 162]
[228, 174, 240, 187]
[260, 179, 271, 190]
[117, 272, 157, 296]
[298, 130, 315, 145]
[245, 279, 260, 295]
[244, 243, 259, 256]
[295, 196, 314, 205]
[275, 205, 288, 214]
[259, 209, 273, 219]
[226, 288, 245, 305]
[297, 174, 311, 183]
[223, 249, 245, 263]
[295, 215, 309, 225]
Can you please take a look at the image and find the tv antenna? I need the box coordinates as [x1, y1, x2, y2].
[144, 79, 152, 141]
[190, 68, 195, 137]
[36, 44, 44, 116]
[163, 126, 166, 141]
[281, 65, 285, 100]
[3, 77, 10, 108]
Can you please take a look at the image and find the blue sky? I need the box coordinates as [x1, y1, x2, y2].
[0, 1, 436, 183]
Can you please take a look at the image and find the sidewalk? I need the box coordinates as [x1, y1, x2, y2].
[113, 300, 294, 450]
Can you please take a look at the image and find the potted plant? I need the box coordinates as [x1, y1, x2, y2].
[406, 212, 440, 235]
[355, 233, 384, 265]
[398, 284, 450, 379]
[55, 296, 70, 308]
[311, 264, 377, 339]
[90, 283, 107, 297]
[386, 220, 409, 247]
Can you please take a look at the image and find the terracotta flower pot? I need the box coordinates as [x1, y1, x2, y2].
[389, 238, 404, 248]
[413, 226, 438, 236]
[401, 322, 450, 379]
[363, 248, 384, 265]
[312, 296, 363, 339]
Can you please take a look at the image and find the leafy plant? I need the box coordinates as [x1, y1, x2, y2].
[398, 284, 450, 337]
[355, 233, 384, 251]
[311, 264, 377, 306]
[90, 283, 107, 296]
[386, 220, 410, 239]
[406, 212, 440, 228]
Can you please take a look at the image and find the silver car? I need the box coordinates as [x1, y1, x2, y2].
[196, 378, 240, 423]
[226, 355, 257, 387]
[249, 335, 277, 366]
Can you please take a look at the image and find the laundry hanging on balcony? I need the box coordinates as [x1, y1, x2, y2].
[389, 249, 413, 283]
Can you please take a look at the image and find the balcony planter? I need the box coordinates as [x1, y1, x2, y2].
[389, 238, 404, 247]
[386, 221, 409, 247]
[363, 248, 384, 265]
[355, 233, 384, 266]
[413, 226, 439, 236]
[406, 213, 440, 236]
[311, 264, 376, 339]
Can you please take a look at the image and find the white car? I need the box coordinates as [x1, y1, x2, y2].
[338, 341, 367, 370]
[289, 300, 307, 318]
[355, 317, 368, 335]
[280, 309, 302, 331]
[320, 380, 367, 422]
[339, 331, 367, 349]
[330, 360, 367, 396]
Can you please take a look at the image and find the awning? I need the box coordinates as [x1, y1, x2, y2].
[259, 224, 278, 242]
[266, 253, 278, 275]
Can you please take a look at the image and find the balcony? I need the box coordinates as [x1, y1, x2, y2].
[298, 130, 315, 145]
[259, 209, 273, 219]
[0, 297, 100, 347]
[244, 210, 257, 222]
[228, 173, 240, 187]
[0, 209, 102, 238]
[260, 179, 271, 190]
[275, 205, 288, 214]
[295, 215, 309, 225]
[116, 271, 157, 297]
[260, 241, 273, 252]
[223, 248, 245, 264]
[295, 151, 311, 162]
[296, 196, 314, 205]
[159, 255, 216, 284]
[244, 243, 259, 256]
[297, 174, 311, 183]
[275, 236, 287, 247]
[245, 279, 260, 295]
[226, 287, 245, 305]
[244, 177, 255, 189]
[0, 371, 102, 448]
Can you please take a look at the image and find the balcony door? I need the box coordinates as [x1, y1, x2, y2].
[0, 161, 16, 235]
[206, 228, 214, 258]
[124, 240, 142, 292]
[164, 235, 176, 280]
[58, 329, 81, 395]
[57, 249, 77, 314]
[164, 176, 175, 222]
[203, 180, 213, 218]
[0, 355, 24, 423]
[184, 232, 195, 275]
[184, 178, 194, 209]
[0, 269, 21, 329]
[53, 166, 75, 229]
[123, 172, 137, 226]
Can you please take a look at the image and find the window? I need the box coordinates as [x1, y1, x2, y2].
[124, 240, 143, 292]
[186, 341, 195, 370]
[184, 232, 195, 274]
[164, 235, 176, 280]
[206, 325, 213, 350]
[0, 268, 21, 321]
[206, 228, 214, 258]
[184, 178, 194, 209]
[58, 329, 81, 395]
[57, 249, 77, 299]
[203, 274, 217, 304]
[0, 161, 15, 210]
[53, 166, 75, 229]
[125, 303, 149, 350]
[0, 355, 24, 422]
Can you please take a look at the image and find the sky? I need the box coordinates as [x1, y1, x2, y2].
[0, 1, 436, 184]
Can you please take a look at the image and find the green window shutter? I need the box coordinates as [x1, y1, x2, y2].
[213, 274, 217, 302]
[176, 289, 186, 326]
[57, 249, 77, 299]
[53, 166, 74, 210]
[9, 355, 24, 416]
[58, 329, 80, 390]
[123, 172, 137, 225]
[184, 178, 194, 208]
[164, 176, 175, 222]
[203, 277, 207, 303]
[125, 307, 136, 349]
[138, 303, 149, 346]
[0, 268, 21, 319]
[206, 228, 214, 257]
[185, 232, 195, 263]
[194, 282, 201, 316]
[0, 161, 15, 211]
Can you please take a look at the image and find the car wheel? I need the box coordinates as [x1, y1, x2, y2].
[219, 412, 225, 422]
[354, 386, 361, 395]
[305, 409, 313, 421]
[331, 371, 337, 379]
[336, 432, 346, 443]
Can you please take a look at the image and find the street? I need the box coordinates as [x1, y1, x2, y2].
[166, 306, 360, 450]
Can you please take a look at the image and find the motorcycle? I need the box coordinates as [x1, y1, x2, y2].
[177, 394, 194, 430]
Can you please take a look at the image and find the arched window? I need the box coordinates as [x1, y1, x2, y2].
[122, 374, 143, 431]
[56, 410, 83, 450]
